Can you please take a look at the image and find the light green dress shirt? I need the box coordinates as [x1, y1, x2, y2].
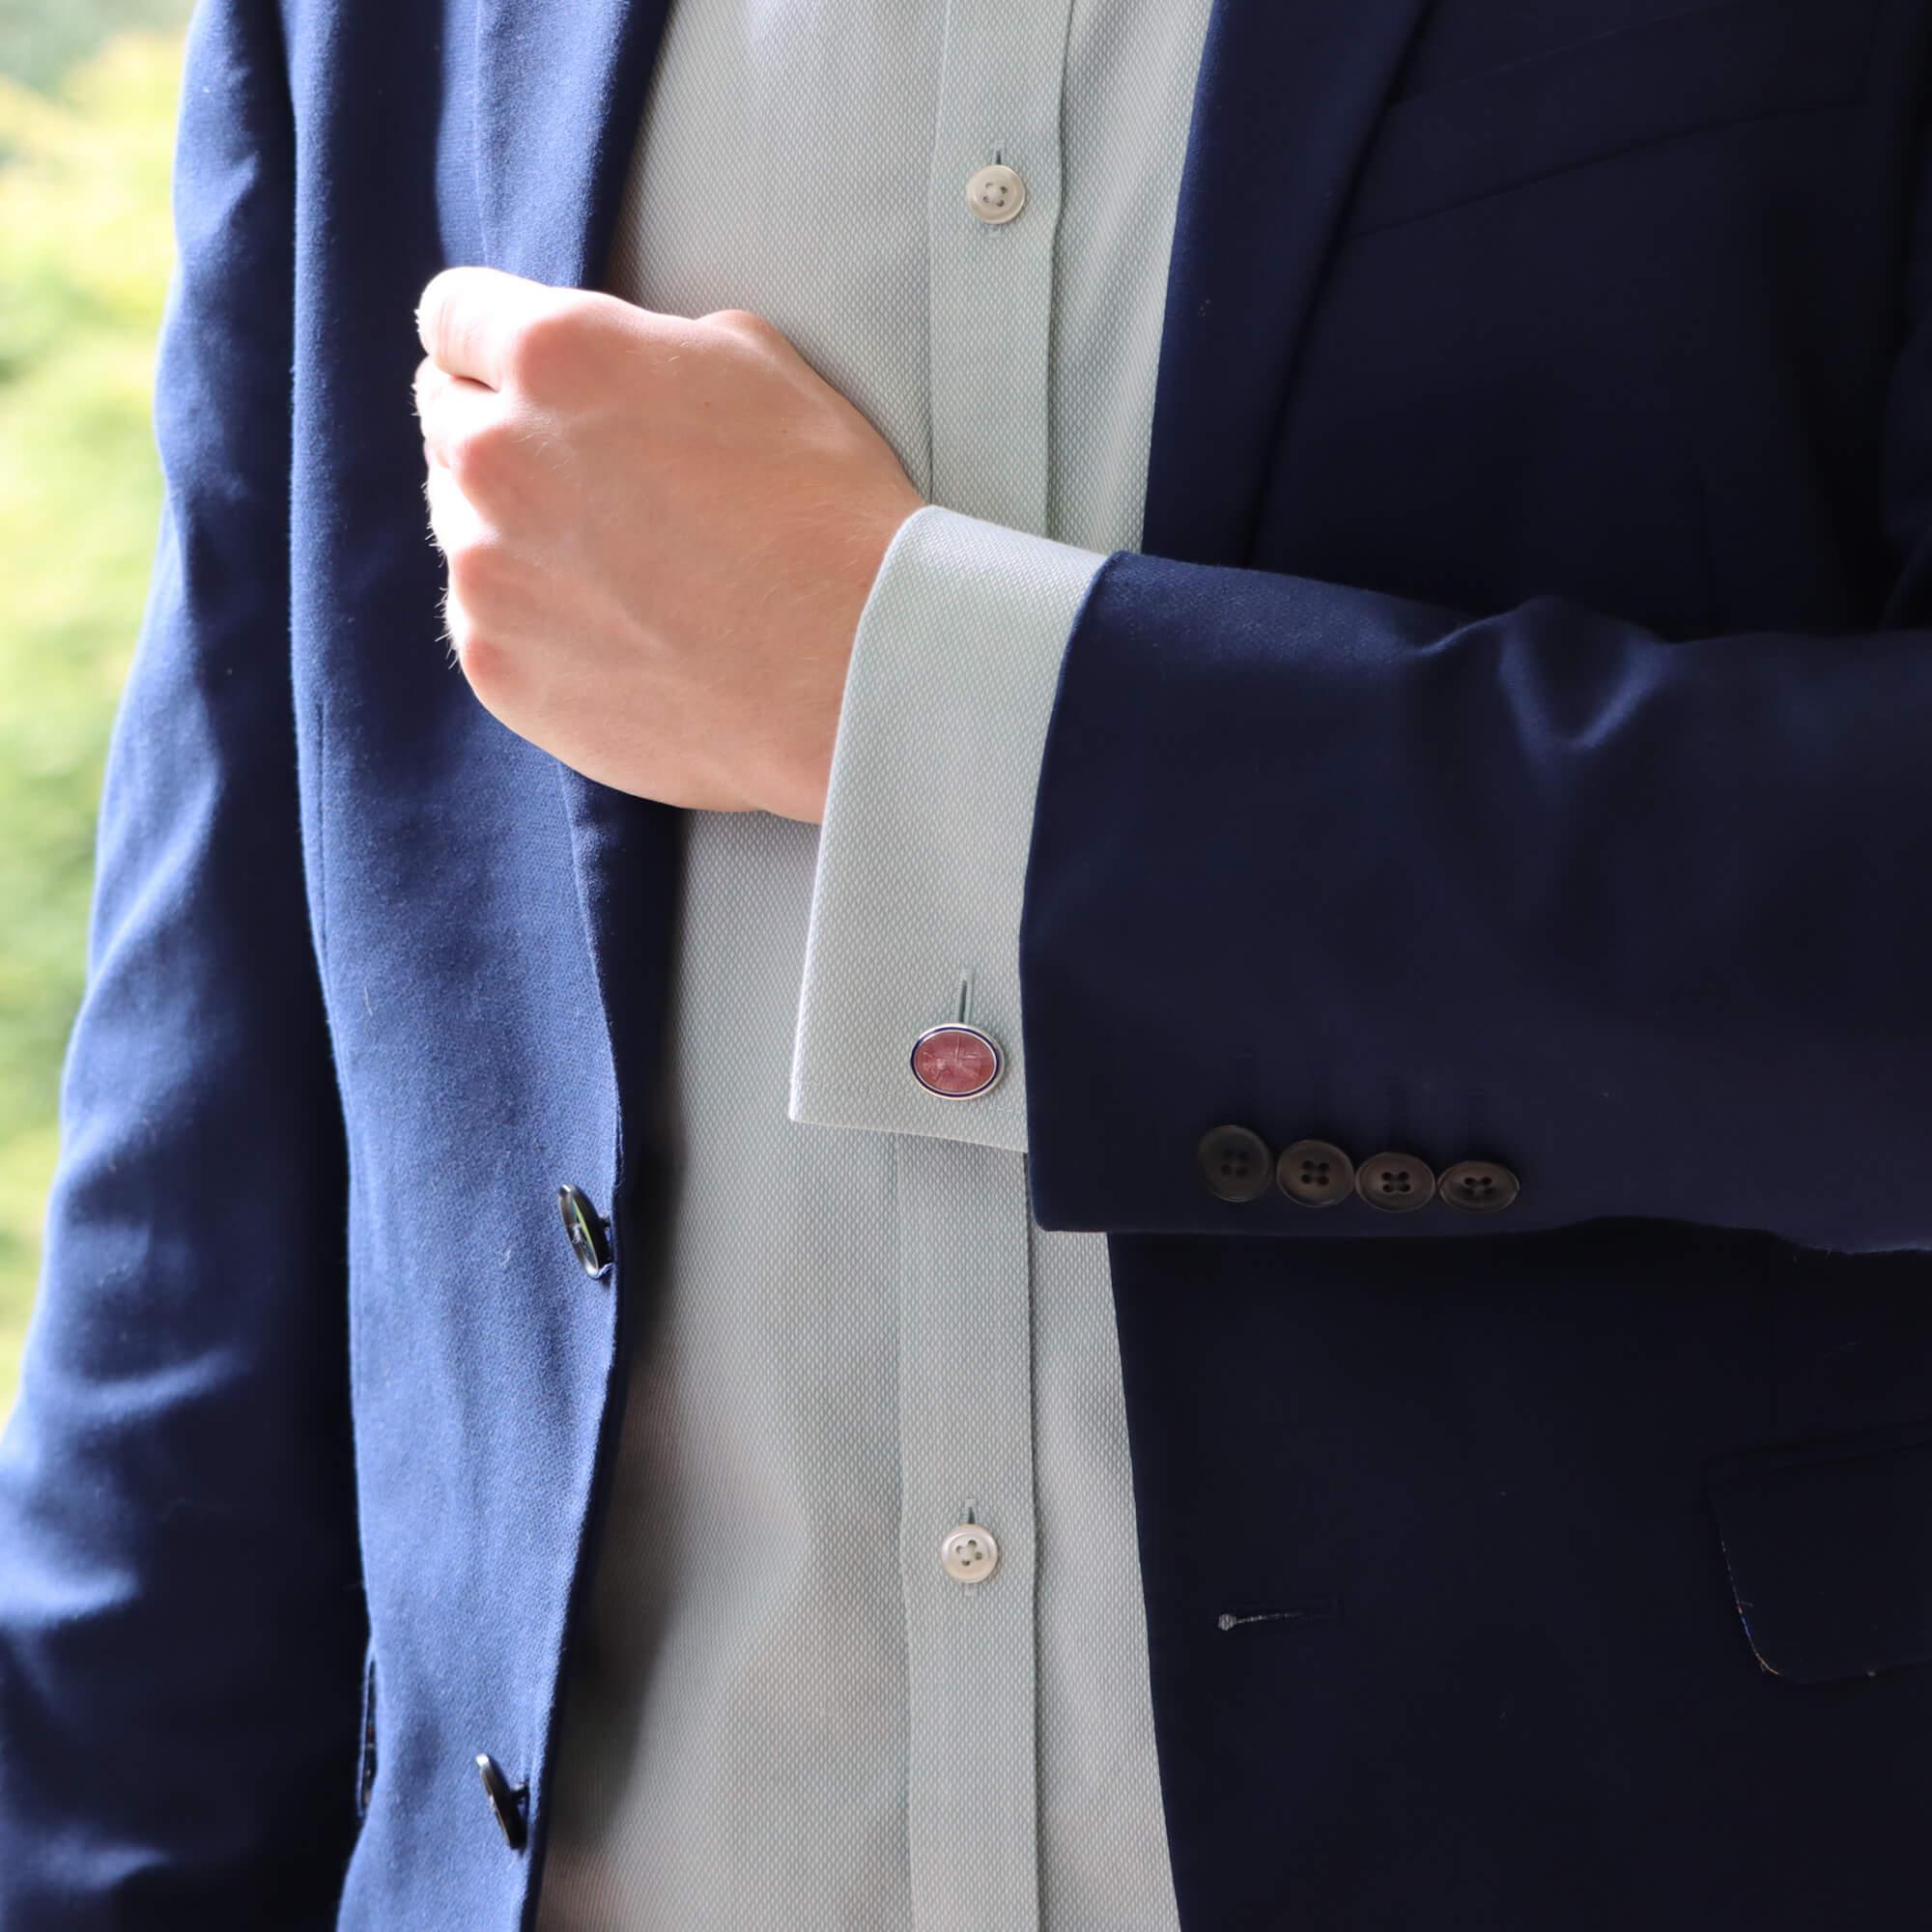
[535, 2, 1215, 1926]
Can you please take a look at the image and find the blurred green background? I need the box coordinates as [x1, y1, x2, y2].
[0, 1, 193, 1417]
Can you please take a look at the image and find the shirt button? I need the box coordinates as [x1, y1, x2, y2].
[910, 1023, 1004, 1098]
[941, 1521, 1000, 1583]
[965, 161, 1027, 225]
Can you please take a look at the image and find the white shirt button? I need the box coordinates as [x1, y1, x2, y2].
[941, 1521, 1000, 1583]
[965, 162, 1026, 225]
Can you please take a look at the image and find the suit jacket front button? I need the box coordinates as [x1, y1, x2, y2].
[1439, 1159, 1520, 1212]
[475, 1753, 527, 1851]
[1197, 1123, 1274, 1202]
[1355, 1151, 1436, 1212]
[556, 1182, 612, 1277]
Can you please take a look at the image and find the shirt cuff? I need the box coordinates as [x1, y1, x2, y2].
[789, 502, 1111, 1151]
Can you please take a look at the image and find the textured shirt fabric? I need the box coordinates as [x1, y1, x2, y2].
[792, 505, 1108, 1152]
[534, 2, 1215, 1926]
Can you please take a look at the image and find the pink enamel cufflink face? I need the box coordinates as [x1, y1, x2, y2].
[910, 974, 1004, 1099]
[911, 1024, 1003, 1097]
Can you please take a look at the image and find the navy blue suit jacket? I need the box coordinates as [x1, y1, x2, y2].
[4, 0, 1932, 1924]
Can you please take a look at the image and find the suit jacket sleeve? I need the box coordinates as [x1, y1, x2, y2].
[0, 2, 366, 1921]
[1016, 134, 1932, 1253]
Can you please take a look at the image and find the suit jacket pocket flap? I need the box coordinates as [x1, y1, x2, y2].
[1345, 0, 1876, 238]
[1707, 1418, 1932, 1686]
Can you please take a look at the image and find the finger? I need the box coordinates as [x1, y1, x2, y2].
[411, 353, 453, 420]
[422, 450, 491, 561]
[415, 265, 557, 390]
[412, 355, 466, 446]
[414, 358, 499, 472]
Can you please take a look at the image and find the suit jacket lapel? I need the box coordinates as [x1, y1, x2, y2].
[473, 0, 675, 289]
[474, 0, 685, 1216]
[1141, 0, 1434, 566]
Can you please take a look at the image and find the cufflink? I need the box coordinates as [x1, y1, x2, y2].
[910, 972, 1004, 1099]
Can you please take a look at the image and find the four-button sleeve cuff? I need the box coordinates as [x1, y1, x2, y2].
[789, 501, 1111, 1151]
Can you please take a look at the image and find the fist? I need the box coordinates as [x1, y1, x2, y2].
[412, 267, 926, 820]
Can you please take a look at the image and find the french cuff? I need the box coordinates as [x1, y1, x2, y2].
[789, 501, 1110, 1151]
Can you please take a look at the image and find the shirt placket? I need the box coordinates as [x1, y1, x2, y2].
[925, 0, 1066, 532]
[897, 6, 1072, 1929]
[897, 1135, 1038, 1932]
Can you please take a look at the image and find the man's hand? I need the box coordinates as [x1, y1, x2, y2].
[412, 268, 926, 821]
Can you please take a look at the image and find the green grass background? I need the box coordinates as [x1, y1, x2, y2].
[0, 5, 193, 1418]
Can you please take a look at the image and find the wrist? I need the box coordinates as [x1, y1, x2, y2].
[775, 495, 928, 822]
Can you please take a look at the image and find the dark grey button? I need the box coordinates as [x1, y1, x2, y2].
[1197, 1123, 1273, 1202]
[1439, 1159, 1520, 1213]
[1276, 1138, 1354, 1208]
[475, 1752, 527, 1851]
[557, 1181, 612, 1277]
[1356, 1151, 1435, 1213]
